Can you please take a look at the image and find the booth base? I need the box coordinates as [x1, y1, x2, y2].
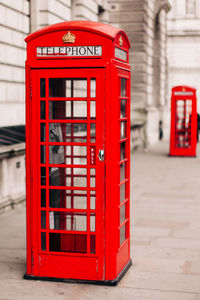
[24, 259, 132, 286]
[169, 154, 196, 157]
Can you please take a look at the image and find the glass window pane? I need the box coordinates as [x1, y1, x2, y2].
[40, 145, 46, 164]
[90, 196, 96, 210]
[90, 235, 96, 254]
[73, 101, 87, 118]
[73, 80, 87, 97]
[49, 101, 68, 119]
[66, 80, 72, 97]
[40, 101, 46, 119]
[90, 214, 96, 232]
[41, 189, 46, 207]
[66, 194, 87, 209]
[121, 121, 126, 139]
[41, 211, 46, 229]
[49, 101, 87, 120]
[121, 78, 127, 97]
[41, 232, 46, 251]
[49, 145, 65, 165]
[120, 162, 126, 182]
[49, 167, 64, 186]
[72, 156, 87, 165]
[67, 145, 87, 165]
[49, 189, 65, 208]
[49, 78, 70, 97]
[90, 168, 96, 187]
[49, 212, 87, 231]
[49, 233, 87, 253]
[66, 168, 87, 188]
[65, 145, 87, 165]
[90, 168, 96, 176]
[41, 167, 46, 186]
[121, 100, 126, 118]
[49, 123, 64, 143]
[49, 189, 87, 209]
[120, 204, 125, 223]
[40, 123, 46, 142]
[120, 225, 126, 245]
[90, 101, 96, 118]
[120, 142, 126, 160]
[74, 145, 87, 155]
[50, 190, 89, 206]
[90, 123, 96, 143]
[90, 177, 96, 187]
[90, 79, 96, 98]
[48, 122, 87, 143]
[49, 167, 87, 187]
[120, 183, 125, 203]
[49, 79, 87, 98]
[40, 78, 45, 97]
[66, 123, 87, 143]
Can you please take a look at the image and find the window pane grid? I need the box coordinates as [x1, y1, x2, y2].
[174, 99, 192, 148]
[118, 77, 130, 248]
[40, 76, 97, 255]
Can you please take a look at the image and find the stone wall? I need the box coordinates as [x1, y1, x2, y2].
[30, 0, 71, 31]
[109, 0, 171, 147]
[0, 143, 25, 212]
[0, 0, 29, 127]
[30, 0, 108, 31]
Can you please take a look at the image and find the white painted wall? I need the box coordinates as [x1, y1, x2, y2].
[167, 0, 200, 113]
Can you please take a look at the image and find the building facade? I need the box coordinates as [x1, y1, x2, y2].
[109, 0, 171, 146]
[167, 0, 200, 113]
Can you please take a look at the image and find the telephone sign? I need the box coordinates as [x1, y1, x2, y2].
[37, 46, 102, 57]
[24, 21, 131, 285]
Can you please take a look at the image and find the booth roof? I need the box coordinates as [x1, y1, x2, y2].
[172, 85, 196, 92]
[25, 20, 130, 47]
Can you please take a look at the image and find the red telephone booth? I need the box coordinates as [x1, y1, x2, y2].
[170, 86, 197, 156]
[24, 21, 131, 285]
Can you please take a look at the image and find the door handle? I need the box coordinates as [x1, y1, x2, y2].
[98, 149, 104, 161]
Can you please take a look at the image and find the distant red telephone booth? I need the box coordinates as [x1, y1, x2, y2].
[24, 21, 131, 285]
[170, 86, 197, 156]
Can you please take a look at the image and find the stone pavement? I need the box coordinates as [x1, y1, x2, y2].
[1, 141, 200, 300]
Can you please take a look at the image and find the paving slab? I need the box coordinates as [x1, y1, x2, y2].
[0, 141, 200, 299]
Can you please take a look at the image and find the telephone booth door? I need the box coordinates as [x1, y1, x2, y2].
[29, 68, 105, 280]
[170, 86, 197, 156]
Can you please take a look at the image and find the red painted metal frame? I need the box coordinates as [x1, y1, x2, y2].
[170, 86, 197, 157]
[25, 21, 131, 283]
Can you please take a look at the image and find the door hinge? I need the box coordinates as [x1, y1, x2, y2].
[31, 249, 34, 268]
[30, 79, 32, 100]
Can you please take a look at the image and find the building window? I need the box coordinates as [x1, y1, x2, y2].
[186, 0, 196, 17]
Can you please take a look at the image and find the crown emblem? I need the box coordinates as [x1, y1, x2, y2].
[62, 31, 76, 43]
[119, 35, 123, 46]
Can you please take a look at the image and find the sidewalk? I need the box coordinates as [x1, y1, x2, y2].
[1, 141, 200, 299]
